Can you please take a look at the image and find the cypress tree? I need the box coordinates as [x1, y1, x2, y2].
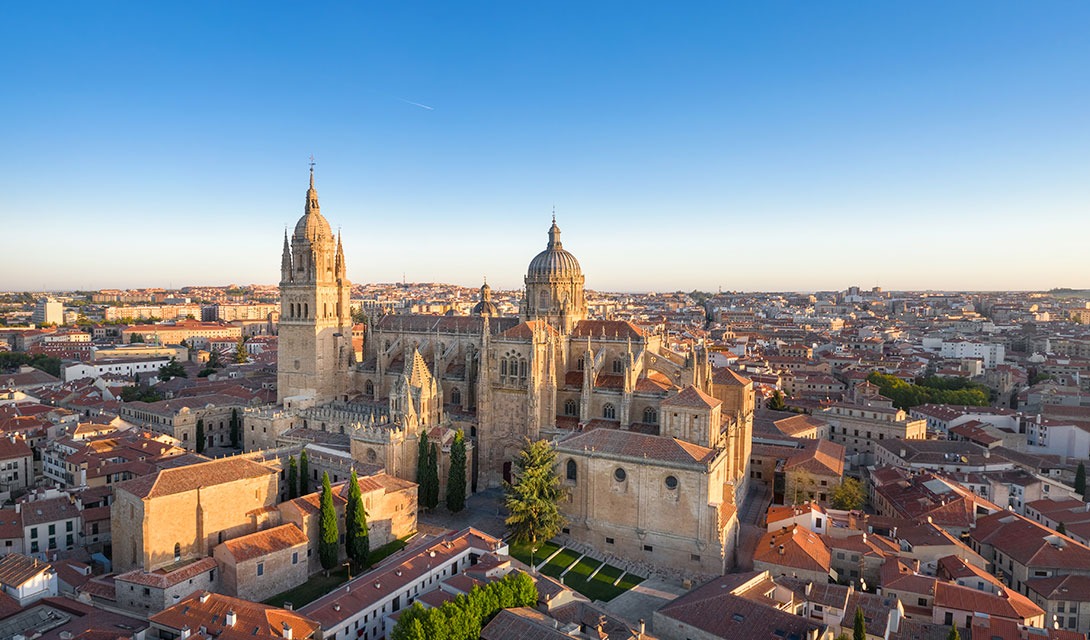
[427, 442, 441, 510]
[318, 472, 339, 571]
[299, 449, 309, 496]
[287, 456, 299, 500]
[1076, 462, 1086, 498]
[947, 625, 960, 640]
[195, 419, 205, 453]
[345, 469, 370, 568]
[853, 607, 866, 640]
[416, 436, 429, 507]
[229, 408, 240, 449]
[446, 430, 467, 512]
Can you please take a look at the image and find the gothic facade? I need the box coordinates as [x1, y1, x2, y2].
[272, 171, 754, 574]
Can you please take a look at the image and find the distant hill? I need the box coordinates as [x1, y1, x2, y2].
[1048, 288, 1090, 299]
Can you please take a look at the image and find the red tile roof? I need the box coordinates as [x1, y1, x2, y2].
[219, 524, 307, 563]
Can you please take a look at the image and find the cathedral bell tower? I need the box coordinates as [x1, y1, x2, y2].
[277, 166, 353, 404]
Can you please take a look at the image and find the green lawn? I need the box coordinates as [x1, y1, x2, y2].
[264, 566, 350, 608]
[539, 547, 580, 578]
[263, 537, 411, 608]
[506, 541, 643, 602]
[509, 540, 562, 567]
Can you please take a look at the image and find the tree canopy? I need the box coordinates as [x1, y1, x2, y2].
[345, 468, 370, 568]
[389, 571, 537, 640]
[866, 372, 990, 410]
[830, 477, 865, 510]
[158, 357, 187, 381]
[446, 430, 467, 513]
[504, 439, 566, 547]
[318, 472, 339, 570]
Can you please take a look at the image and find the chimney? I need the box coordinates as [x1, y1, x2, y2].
[282, 623, 293, 640]
[778, 544, 785, 555]
[282, 601, 293, 611]
[225, 610, 236, 627]
[638, 619, 645, 638]
[179, 627, 191, 640]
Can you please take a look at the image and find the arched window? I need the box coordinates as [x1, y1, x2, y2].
[451, 388, 462, 406]
[564, 399, 578, 416]
[365, 380, 374, 396]
[174, 543, 181, 562]
[643, 407, 658, 424]
[566, 459, 577, 482]
[613, 359, 623, 374]
[539, 291, 549, 308]
[500, 359, 508, 379]
[577, 357, 584, 371]
[304, 303, 309, 318]
[519, 358, 528, 382]
[603, 403, 616, 420]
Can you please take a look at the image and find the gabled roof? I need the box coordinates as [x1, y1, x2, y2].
[556, 428, 717, 467]
[754, 525, 831, 574]
[116, 456, 274, 499]
[661, 385, 720, 410]
[219, 524, 307, 563]
[571, 320, 644, 340]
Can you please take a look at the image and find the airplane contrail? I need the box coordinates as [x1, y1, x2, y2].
[397, 97, 434, 111]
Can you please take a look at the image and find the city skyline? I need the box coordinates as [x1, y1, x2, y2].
[3, 3, 1089, 292]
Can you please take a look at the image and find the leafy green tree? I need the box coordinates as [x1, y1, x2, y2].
[426, 443, 441, 509]
[207, 348, 221, 370]
[1076, 462, 1086, 498]
[287, 456, 299, 500]
[947, 624, 960, 640]
[229, 408, 240, 448]
[318, 472, 339, 571]
[195, 419, 205, 453]
[158, 357, 187, 381]
[235, 337, 248, 364]
[791, 469, 817, 505]
[1058, 521, 1067, 535]
[299, 449, 309, 495]
[853, 607, 866, 640]
[831, 477, 866, 510]
[446, 430, 467, 512]
[766, 389, 787, 411]
[345, 469, 370, 568]
[129, 333, 144, 344]
[504, 439, 566, 551]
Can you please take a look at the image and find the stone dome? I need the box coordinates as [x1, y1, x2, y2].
[472, 282, 499, 316]
[293, 169, 332, 242]
[527, 220, 582, 280]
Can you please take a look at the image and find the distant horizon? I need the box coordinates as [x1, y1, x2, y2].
[3, 4, 1088, 291]
[6, 282, 1087, 297]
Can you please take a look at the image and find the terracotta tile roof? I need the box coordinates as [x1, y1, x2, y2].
[771, 413, 827, 437]
[1024, 574, 1090, 601]
[657, 572, 826, 640]
[754, 525, 831, 574]
[713, 367, 751, 387]
[934, 581, 1043, 621]
[633, 376, 672, 394]
[969, 617, 1082, 640]
[557, 428, 717, 467]
[19, 495, 79, 526]
[150, 590, 319, 640]
[0, 509, 22, 539]
[783, 439, 845, 477]
[661, 385, 720, 409]
[571, 320, 644, 340]
[116, 456, 274, 499]
[115, 557, 218, 589]
[219, 524, 307, 563]
[970, 511, 1090, 570]
[0, 553, 52, 587]
[0, 435, 32, 460]
[500, 320, 560, 340]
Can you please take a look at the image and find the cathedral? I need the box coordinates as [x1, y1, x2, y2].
[268, 169, 754, 575]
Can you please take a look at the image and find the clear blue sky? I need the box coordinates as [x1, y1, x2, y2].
[2, 2, 1088, 292]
